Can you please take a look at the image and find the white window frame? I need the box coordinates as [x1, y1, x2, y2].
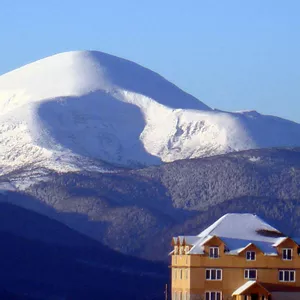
[244, 269, 257, 279]
[185, 268, 189, 280]
[246, 251, 256, 261]
[205, 291, 222, 300]
[279, 270, 296, 282]
[205, 269, 222, 281]
[282, 248, 293, 260]
[173, 268, 177, 280]
[209, 247, 219, 258]
[178, 292, 182, 300]
[174, 255, 177, 265]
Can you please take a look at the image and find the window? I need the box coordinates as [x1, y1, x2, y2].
[185, 269, 189, 279]
[205, 269, 222, 280]
[179, 246, 183, 255]
[173, 269, 177, 280]
[282, 248, 293, 260]
[209, 247, 219, 258]
[174, 246, 178, 254]
[205, 291, 222, 300]
[246, 251, 256, 261]
[174, 255, 177, 264]
[185, 246, 189, 253]
[173, 291, 177, 300]
[279, 270, 295, 282]
[244, 269, 257, 279]
[180, 269, 183, 280]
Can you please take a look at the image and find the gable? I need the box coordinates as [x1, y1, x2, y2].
[203, 235, 224, 247]
[238, 243, 264, 255]
[275, 237, 298, 249]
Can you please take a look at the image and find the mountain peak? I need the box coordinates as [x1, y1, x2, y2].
[0, 50, 210, 111]
[0, 51, 300, 178]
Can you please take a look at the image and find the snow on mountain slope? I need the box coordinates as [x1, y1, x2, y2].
[0, 50, 300, 175]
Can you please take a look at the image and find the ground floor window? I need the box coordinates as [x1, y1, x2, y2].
[172, 291, 190, 300]
[279, 270, 295, 282]
[205, 291, 221, 300]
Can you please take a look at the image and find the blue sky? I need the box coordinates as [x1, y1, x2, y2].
[1, 0, 299, 122]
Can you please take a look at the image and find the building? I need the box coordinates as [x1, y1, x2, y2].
[170, 213, 300, 300]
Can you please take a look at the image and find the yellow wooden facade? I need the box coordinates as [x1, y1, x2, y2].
[171, 233, 300, 300]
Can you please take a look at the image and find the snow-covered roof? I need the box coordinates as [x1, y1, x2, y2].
[232, 280, 256, 295]
[174, 236, 200, 246]
[173, 213, 297, 256]
[272, 237, 288, 247]
[188, 235, 214, 254]
[198, 213, 281, 242]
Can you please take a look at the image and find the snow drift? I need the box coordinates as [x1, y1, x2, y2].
[0, 50, 300, 174]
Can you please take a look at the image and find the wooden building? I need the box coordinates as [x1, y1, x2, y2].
[170, 213, 300, 300]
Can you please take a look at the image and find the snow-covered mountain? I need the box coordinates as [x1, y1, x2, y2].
[1, 50, 300, 174]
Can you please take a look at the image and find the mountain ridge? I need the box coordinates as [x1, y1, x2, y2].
[1, 51, 300, 177]
[1, 147, 299, 261]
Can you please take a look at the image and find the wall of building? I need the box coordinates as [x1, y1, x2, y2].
[171, 239, 300, 299]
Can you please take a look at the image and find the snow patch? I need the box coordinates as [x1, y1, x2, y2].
[0, 50, 300, 178]
[249, 156, 261, 162]
[0, 182, 16, 194]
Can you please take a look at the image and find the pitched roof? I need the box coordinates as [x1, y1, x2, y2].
[232, 280, 256, 295]
[198, 213, 282, 242]
[232, 281, 300, 295]
[174, 213, 297, 255]
[259, 282, 300, 292]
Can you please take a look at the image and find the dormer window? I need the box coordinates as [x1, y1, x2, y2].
[209, 247, 219, 258]
[282, 248, 293, 260]
[246, 251, 256, 261]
